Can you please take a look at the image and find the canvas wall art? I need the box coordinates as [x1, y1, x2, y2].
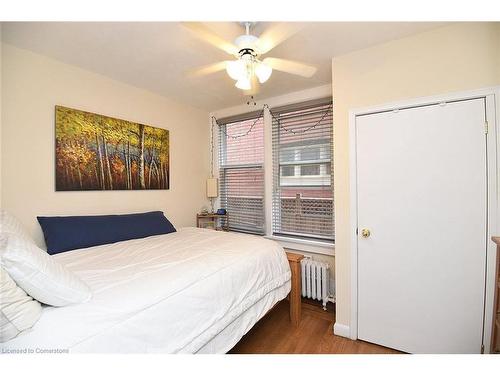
[55, 106, 169, 191]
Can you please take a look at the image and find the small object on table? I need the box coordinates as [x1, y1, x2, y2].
[196, 213, 229, 231]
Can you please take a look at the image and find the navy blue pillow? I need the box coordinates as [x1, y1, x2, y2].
[37, 211, 176, 255]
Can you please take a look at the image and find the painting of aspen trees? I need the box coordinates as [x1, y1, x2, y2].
[55, 106, 169, 191]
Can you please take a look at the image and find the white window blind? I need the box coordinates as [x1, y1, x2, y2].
[218, 114, 265, 235]
[272, 99, 334, 241]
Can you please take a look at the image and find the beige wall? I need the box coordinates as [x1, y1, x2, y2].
[1, 44, 210, 247]
[332, 22, 500, 329]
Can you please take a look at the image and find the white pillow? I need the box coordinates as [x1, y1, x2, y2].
[1, 267, 42, 343]
[0, 210, 35, 244]
[0, 233, 92, 306]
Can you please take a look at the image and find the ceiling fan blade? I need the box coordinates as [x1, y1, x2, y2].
[187, 61, 228, 78]
[263, 57, 317, 78]
[256, 23, 303, 55]
[183, 22, 239, 56]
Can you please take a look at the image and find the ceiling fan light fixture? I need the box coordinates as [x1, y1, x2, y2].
[226, 60, 246, 81]
[235, 78, 251, 90]
[185, 22, 318, 92]
[255, 62, 272, 83]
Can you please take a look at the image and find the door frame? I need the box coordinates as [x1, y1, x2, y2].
[348, 87, 500, 353]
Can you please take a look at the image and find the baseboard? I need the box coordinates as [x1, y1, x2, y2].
[333, 323, 351, 338]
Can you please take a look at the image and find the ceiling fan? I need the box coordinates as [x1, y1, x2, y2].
[184, 22, 317, 93]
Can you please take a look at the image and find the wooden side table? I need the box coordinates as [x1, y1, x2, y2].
[286, 252, 304, 327]
[196, 213, 229, 231]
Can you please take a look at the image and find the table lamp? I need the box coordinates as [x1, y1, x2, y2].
[206, 177, 218, 214]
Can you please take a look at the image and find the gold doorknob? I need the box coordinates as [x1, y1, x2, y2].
[361, 228, 371, 238]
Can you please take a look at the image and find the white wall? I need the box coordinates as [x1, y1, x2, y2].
[212, 84, 336, 292]
[1, 43, 210, 247]
[212, 84, 333, 119]
[332, 22, 500, 332]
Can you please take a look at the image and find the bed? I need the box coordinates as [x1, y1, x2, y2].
[1, 227, 292, 353]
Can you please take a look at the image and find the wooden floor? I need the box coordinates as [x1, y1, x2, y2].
[229, 299, 401, 354]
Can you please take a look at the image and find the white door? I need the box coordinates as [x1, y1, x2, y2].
[356, 98, 487, 353]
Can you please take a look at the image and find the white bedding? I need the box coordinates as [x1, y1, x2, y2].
[0, 227, 291, 353]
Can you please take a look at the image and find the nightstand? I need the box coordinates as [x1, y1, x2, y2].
[286, 252, 305, 327]
[196, 213, 229, 231]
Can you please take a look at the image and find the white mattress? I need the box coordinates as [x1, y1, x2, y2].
[1, 227, 291, 353]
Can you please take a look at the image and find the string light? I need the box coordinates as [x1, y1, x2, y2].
[212, 111, 263, 140]
[212, 103, 332, 139]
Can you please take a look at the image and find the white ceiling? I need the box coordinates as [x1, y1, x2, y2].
[2, 22, 447, 111]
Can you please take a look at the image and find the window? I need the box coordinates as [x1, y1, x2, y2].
[218, 114, 265, 235]
[300, 164, 320, 176]
[272, 100, 334, 241]
[281, 165, 295, 177]
[215, 98, 334, 247]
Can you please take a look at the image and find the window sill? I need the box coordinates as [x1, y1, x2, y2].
[265, 235, 335, 256]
